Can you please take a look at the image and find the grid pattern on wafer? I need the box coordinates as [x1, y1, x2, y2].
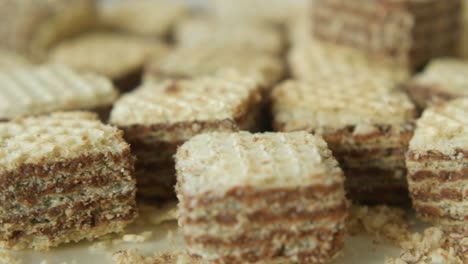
[49, 32, 170, 79]
[176, 131, 342, 195]
[410, 59, 468, 96]
[409, 98, 468, 156]
[0, 112, 128, 172]
[272, 80, 416, 132]
[0, 64, 117, 119]
[110, 75, 261, 126]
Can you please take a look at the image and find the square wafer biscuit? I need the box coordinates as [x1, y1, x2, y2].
[175, 17, 284, 55]
[288, 38, 409, 84]
[0, 0, 97, 60]
[0, 112, 137, 250]
[110, 72, 263, 199]
[0, 64, 118, 121]
[176, 131, 348, 264]
[312, 0, 461, 71]
[406, 58, 468, 109]
[49, 32, 170, 92]
[145, 45, 285, 87]
[272, 79, 417, 204]
[406, 98, 468, 235]
[99, 0, 188, 39]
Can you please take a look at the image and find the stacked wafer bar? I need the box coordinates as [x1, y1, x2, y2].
[272, 78, 417, 205]
[312, 0, 462, 71]
[406, 99, 468, 235]
[0, 0, 97, 60]
[49, 32, 170, 92]
[176, 132, 348, 263]
[0, 112, 137, 250]
[0, 64, 118, 121]
[110, 73, 263, 199]
[405, 58, 468, 110]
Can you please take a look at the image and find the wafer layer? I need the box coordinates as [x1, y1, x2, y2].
[407, 99, 468, 234]
[177, 132, 347, 263]
[0, 112, 137, 250]
[312, 0, 461, 70]
[0, 64, 118, 120]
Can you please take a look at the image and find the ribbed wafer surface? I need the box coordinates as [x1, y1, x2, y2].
[50, 32, 170, 79]
[110, 75, 261, 126]
[0, 112, 128, 172]
[272, 80, 416, 132]
[0, 64, 117, 120]
[409, 98, 468, 156]
[176, 131, 342, 195]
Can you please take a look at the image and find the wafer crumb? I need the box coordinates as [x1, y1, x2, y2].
[88, 240, 112, 251]
[136, 202, 178, 226]
[122, 231, 153, 243]
[347, 205, 412, 245]
[0, 251, 20, 264]
[386, 227, 464, 264]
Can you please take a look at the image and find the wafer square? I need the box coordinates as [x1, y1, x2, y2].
[272, 79, 417, 204]
[175, 17, 284, 55]
[49, 32, 170, 92]
[0, 112, 137, 250]
[312, 0, 462, 71]
[110, 73, 263, 199]
[406, 58, 468, 109]
[145, 45, 285, 87]
[406, 98, 468, 235]
[0, 64, 118, 121]
[99, 0, 188, 38]
[176, 131, 348, 264]
[0, 0, 97, 60]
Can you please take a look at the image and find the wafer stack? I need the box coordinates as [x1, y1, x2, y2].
[272, 78, 417, 205]
[406, 98, 468, 235]
[49, 32, 170, 92]
[0, 112, 137, 250]
[0, 0, 97, 60]
[0, 64, 118, 121]
[110, 73, 263, 199]
[312, 0, 462, 71]
[406, 58, 468, 109]
[176, 131, 348, 263]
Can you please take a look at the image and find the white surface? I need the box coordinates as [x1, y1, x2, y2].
[10, 216, 407, 264]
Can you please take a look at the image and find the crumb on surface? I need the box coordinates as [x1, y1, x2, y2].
[386, 227, 466, 264]
[122, 231, 153, 243]
[347, 205, 412, 245]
